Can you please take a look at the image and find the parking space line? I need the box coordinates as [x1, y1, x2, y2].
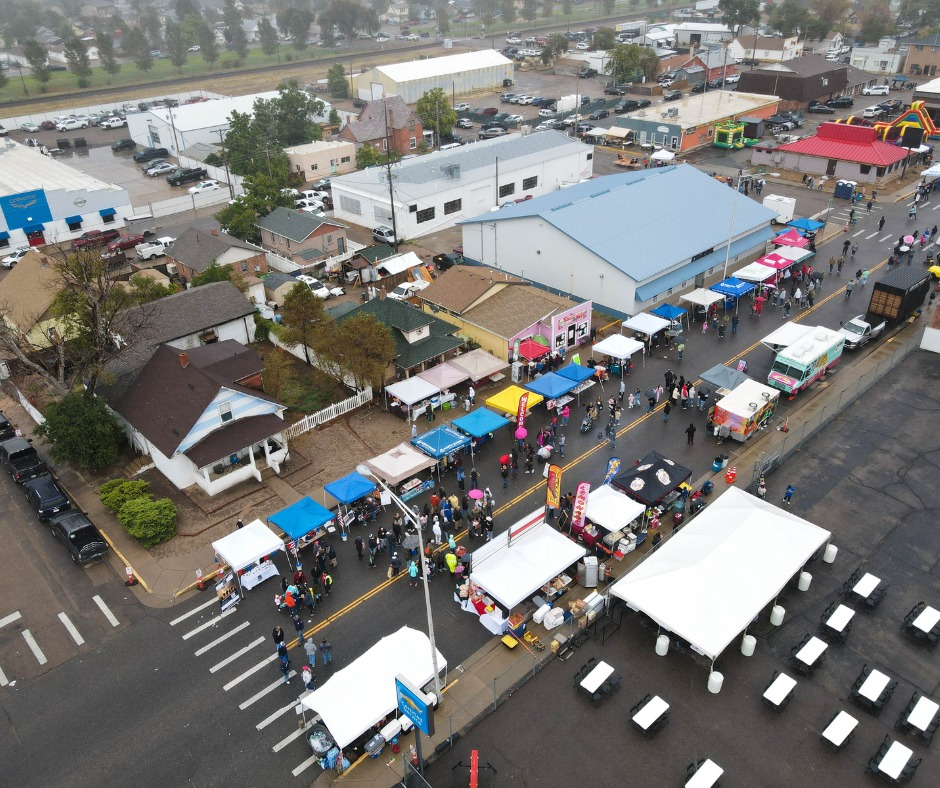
[0, 665, 8, 686]
[273, 719, 315, 752]
[256, 700, 298, 730]
[0, 612, 22, 629]
[210, 636, 264, 673]
[239, 673, 296, 710]
[865, 232, 879, 239]
[879, 234, 893, 242]
[292, 754, 319, 778]
[195, 621, 250, 656]
[852, 229, 865, 236]
[57, 613, 85, 646]
[181, 608, 236, 640]
[22, 630, 47, 665]
[170, 597, 218, 626]
[223, 653, 278, 692]
[933, 202, 940, 210]
[93, 595, 120, 627]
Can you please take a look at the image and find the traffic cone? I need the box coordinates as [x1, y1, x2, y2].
[724, 465, 737, 484]
[124, 566, 138, 586]
[197, 569, 205, 591]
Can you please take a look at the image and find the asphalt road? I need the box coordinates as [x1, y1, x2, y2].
[0, 150, 934, 785]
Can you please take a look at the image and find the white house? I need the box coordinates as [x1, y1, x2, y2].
[728, 35, 804, 63]
[674, 22, 733, 48]
[850, 39, 906, 75]
[330, 131, 593, 240]
[459, 165, 777, 319]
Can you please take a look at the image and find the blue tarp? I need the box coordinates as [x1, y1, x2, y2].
[451, 408, 510, 438]
[710, 277, 756, 297]
[269, 496, 335, 540]
[787, 217, 824, 232]
[412, 425, 471, 459]
[556, 363, 596, 384]
[524, 372, 579, 399]
[651, 304, 687, 320]
[324, 472, 376, 505]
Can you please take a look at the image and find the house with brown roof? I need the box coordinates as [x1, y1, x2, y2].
[419, 266, 591, 360]
[0, 250, 64, 349]
[110, 341, 289, 496]
[255, 207, 349, 271]
[728, 36, 803, 64]
[337, 96, 424, 156]
[165, 227, 268, 284]
[736, 56, 850, 112]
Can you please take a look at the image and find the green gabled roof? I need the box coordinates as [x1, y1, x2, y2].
[356, 244, 396, 264]
[396, 335, 465, 370]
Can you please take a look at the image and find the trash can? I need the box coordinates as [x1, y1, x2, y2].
[579, 556, 598, 588]
[720, 453, 729, 469]
[712, 456, 723, 472]
[708, 671, 724, 694]
[656, 634, 670, 656]
[365, 734, 386, 758]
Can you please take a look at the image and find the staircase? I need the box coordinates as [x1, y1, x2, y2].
[124, 455, 155, 479]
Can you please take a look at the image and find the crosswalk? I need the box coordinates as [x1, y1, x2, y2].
[0, 594, 122, 686]
[822, 201, 940, 256]
[170, 596, 323, 780]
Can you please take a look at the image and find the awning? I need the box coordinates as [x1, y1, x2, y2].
[650, 304, 687, 320]
[386, 377, 440, 406]
[761, 321, 811, 351]
[364, 442, 438, 486]
[183, 413, 286, 467]
[592, 334, 645, 360]
[524, 372, 578, 399]
[622, 313, 671, 336]
[776, 245, 814, 264]
[64, 215, 83, 225]
[611, 450, 693, 505]
[651, 148, 675, 161]
[451, 408, 510, 438]
[772, 228, 809, 248]
[733, 262, 778, 283]
[585, 485, 646, 532]
[604, 127, 631, 139]
[268, 496, 335, 540]
[324, 472, 376, 505]
[212, 520, 284, 572]
[754, 252, 792, 271]
[448, 348, 509, 382]
[555, 363, 596, 384]
[412, 425, 471, 459]
[710, 277, 756, 297]
[417, 361, 471, 390]
[99, 208, 117, 217]
[485, 385, 544, 415]
[22, 224, 44, 234]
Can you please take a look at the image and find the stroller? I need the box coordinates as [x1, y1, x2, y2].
[581, 407, 596, 434]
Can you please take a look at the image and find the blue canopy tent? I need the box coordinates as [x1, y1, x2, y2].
[524, 372, 578, 400]
[711, 277, 757, 312]
[325, 471, 376, 504]
[555, 363, 599, 404]
[269, 497, 336, 564]
[412, 425, 471, 460]
[451, 408, 510, 457]
[651, 303, 689, 332]
[787, 217, 824, 233]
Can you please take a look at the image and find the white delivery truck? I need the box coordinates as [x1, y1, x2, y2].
[135, 237, 174, 260]
[767, 326, 845, 395]
[762, 195, 796, 224]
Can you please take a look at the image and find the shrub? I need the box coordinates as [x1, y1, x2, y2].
[99, 479, 150, 513]
[118, 497, 177, 547]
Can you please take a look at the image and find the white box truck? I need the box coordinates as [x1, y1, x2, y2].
[762, 195, 796, 224]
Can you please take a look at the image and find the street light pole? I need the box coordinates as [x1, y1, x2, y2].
[356, 465, 443, 703]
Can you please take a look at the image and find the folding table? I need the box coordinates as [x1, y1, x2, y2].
[821, 710, 858, 750]
[632, 696, 669, 733]
[878, 741, 913, 781]
[912, 605, 940, 634]
[763, 673, 797, 711]
[906, 696, 939, 734]
[852, 573, 881, 600]
[825, 604, 855, 638]
[686, 759, 723, 788]
[857, 669, 891, 703]
[793, 636, 828, 673]
[580, 661, 614, 694]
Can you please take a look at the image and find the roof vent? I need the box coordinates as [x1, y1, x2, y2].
[179, 352, 189, 368]
[550, 202, 573, 211]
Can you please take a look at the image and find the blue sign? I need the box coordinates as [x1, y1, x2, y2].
[395, 674, 434, 736]
[0, 189, 53, 231]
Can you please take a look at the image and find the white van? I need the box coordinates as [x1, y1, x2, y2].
[439, 142, 461, 151]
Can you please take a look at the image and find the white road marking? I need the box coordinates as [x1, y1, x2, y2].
[58, 613, 85, 645]
[239, 672, 296, 710]
[195, 621, 250, 656]
[865, 232, 879, 239]
[0, 612, 22, 629]
[879, 234, 893, 242]
[181, 608, 236, 640]
[22, 630, 47, 665]
[256, 700, 298, 730]
[852, 229, 865, 237]
[273, 718, 316, 752]
[0, 665, 8, 686]
[210, 636, 264, 673]
[170, 597, 218, 626]
[933, 202, 940, 210]
[93, 595, 120, 627]
[292, 754, 320, 777]
[223, 653, 278, 691]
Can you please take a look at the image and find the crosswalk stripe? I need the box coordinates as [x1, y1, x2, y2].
[933, 202, 940, 210]
[256, 700, 298, 730]
[239, 673, 296, 710]
[22, 630, 47, 665]
[210, 637, 264, 673]
[170, 597, 218, 626]
[273, 719, 316, 752]
[195, 621, 250, 656]
[852, 229, 865, 236]
[0, 611, 22, 629]
[93, 595, 120, 627]
[58, 613, 85, 646]
[223, 653, 278, 692]
[292, 754, 320, 777]
[865, 232, 879, 239]
[879, 234, 893, 242]
[182, 608, 236, 640]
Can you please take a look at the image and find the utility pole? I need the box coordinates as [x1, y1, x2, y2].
[213, 129, 236, 200]
[383, 98, 400, 252]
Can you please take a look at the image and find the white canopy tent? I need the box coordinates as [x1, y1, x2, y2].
[301, 626, 447, 748]
[651, 148, 675, 161]
[364, 442, 438, 486]
[775, 245, 814, 264]
[375, 251, 423, 277]
[761, 321, 811, 352]
[470, 509, 586, 611]
[604, 127, 632, 141]
[733, 261, 778, 284]
[592, 334, 646, 369]
[922, 163, 940, 179]
[680, 288, 725, 308]
[385, 377, 440, 407]
[622, 312, 671, 337]
[449, 348, 509, 382]
[417, 361, 471, 390]
[212, 520, 285, 572]
[585, 485, 646, 532]
[610, 487, 831, 662]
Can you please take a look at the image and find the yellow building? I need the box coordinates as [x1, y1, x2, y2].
[283, 140, 357, 183]
[0, 250, 65, 349]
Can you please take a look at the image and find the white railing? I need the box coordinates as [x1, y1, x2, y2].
[284, 387, 373, 440]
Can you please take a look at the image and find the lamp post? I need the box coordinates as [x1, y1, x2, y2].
[356, 465, 443, 704]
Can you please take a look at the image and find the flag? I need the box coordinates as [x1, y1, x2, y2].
[516, 391, 529, 432]
[546, 464, 562, 510]
[571, 482, 591, 531]
[603, 457, 621, 485]
[571, 353, 581, 366]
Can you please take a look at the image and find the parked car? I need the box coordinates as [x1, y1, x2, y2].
[589, 109, 609, 119]
[20, 122, 40, 132]
[0, 412, 17, 443]
[389, 280, 430, 300]
[2, 247, 29, 268]
[723, 74, 740, 84]
[506, 114, 524, 124]
[827, 96, 855, 108]
[297, 275, 331, 298]
[100, 117, 126, 129]
[479, 126, 508, 138]
[23, 474, 71, 521]
[107, 234, 146, 252]
[808, 102, 836, 114]
[146, 162, 176, 176]
[575, 42, 589, 50]
[454, 102, 471, 111]
[49, 510, 109, 565]
[604, 87, 627, 96]
[132, 146, 169, 162]
[741, 58, 761, 66]
[863, 105, 885, 118]
[56, 118, 87, 131]
[372, 225, 397, 244]
[166, 166, 208, 186]
[140, 159, 169, 173]
[878, 99, 903, 112]
[538, 108, 555, 117]
[516, 96, 534, 105]
[188, 180, 221, 195]
[499, 93, 517, 103]
[456, 117, 474, 128]
[39, 120, 56, 130]
[578, 68, 598, 78]
[691, 83, 708, 93]
[0, 437, 47, 483]
[663, 90, 682, 101]
[71, 229, 121, 249]
[863, 84, 889, 96]
[433, 252, 461, 270]
[481, 107, 499, 115]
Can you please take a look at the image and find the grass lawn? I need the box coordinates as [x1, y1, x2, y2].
[253, 342, 352, 418]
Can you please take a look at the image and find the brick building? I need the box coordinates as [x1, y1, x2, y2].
[338, 96, 423, 157]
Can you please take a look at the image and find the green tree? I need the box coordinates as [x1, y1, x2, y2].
[718, 0, 760, 35]
[139, 8, 163, 48]
[191, 261, 234, 286]
[522, 0, 538, 21]
[99, 479, 151, 513]
[501, 0, 517, 24]
[215, 174, 295, 242]
[546, 33, 569, 58]
[174, 0, 201, 20]
[356, 141, 382, 168]
[562, 0, 572, 14]
[593, 28, 617, 50]
[198, 17, 220, 68]
[279, 283, 330, 364]
[329, 107, 341, 125]
[36, 393, 123, 471]
[602, 0, 615, 13]
[164, 20, 188, 73]
[258, 15, 279, 57]
[321, 0, 368, 40]
[606, 43, 660, 83]
[63, 36, 93, 87]
[225, 0, 249, 57]
[858, 0, 894, 42]
[286, 7, 314, 49]
[416, 87, 457, 144]
[23, 38, 51, 91]
[96, 30, 121, 78]
[129, 273, 179, 303]
[128, 29, 153, 72]
[541, 0, 554, 19]
[216, 201, 263, 242]
[473, 0, 498, 27]
[806, 0, 850, 39]
[119, 496, 177, 548]
[0, 68, 7, 91]
[327, 62, 349, 97]
[262, 349, 295, 398]
[327, 314, 396, 390]
[435, 0, 451, 33]
[769, 0, 812, 37]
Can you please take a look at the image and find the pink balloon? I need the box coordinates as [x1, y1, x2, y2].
[515, 427, 527, 440]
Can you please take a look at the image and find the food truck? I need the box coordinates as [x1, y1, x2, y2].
[707, 379, 780, 441]
[767, 326, 845, 395]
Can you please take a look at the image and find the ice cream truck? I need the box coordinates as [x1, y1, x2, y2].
[767, 326, 845, 395]
[707, 379, 780, 442]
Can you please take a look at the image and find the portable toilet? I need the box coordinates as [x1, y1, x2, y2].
[834, 180, 857, 200]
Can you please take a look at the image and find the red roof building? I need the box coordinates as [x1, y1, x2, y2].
[751, 122, 911, 185]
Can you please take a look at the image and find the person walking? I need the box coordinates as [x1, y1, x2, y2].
[878, 215, 885, 232]
[292, 613, 305, 643]
[431, 516, 442, 545]
[828, 256, 836, 274]
[851, 243, 858, 259]
[468, 385, 475, 407]
[304, 637, 317, 668]
[319, 638, 332, 667]
[845, 278, 855, 299]
[390, 552, 402, 576]
[302, 665, 314, 692]
[647, 393, 656, 414]
[783, 484, 796, 506]
[731, 314, 739, 335]
[558, 432, 566, 458]
[842, 239, 850, 257]
[866, 199, 873, 213]
[697, 387, 709, 412]
[685, 423, 696, 445]
[470, 467, 479, 489]
[411, 422, 418, 440]
[860, 269, 869, 287]
[619, 378, 626, 402]
[272, 625, 285, 652]
[500, 462, 509, 489]
[279, 649, 291, 685]
[676, 341, 685, 360]
[663, 401, 671, 423]
[837, 256, 844, 275]
[408, 560, 419, 588]
[561, 404, 570, 427]
[368, 534, 378, 568]
[354, 534, 364, 560]
[783, 298, 791, 318]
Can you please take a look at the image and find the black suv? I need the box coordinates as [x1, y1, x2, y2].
[132, 146, 169, 162]
[111, 138, 137, 151]
[604, 86, 627, 96]
[578, 68, 598, 78]
[50, 511, 109, 564]
[827, 96, 855, 108]
[0, 411, 16, 442]
[433, 252, 461, 270]
[0, 438, 47, 483]
[23, 474, 71, 521]
[166, 166, 208, 186]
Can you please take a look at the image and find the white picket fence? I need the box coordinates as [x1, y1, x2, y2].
[284, 387, 373, 440]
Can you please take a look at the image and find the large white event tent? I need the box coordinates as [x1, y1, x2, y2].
[449, 348, 509, 382]
[301, 626, 447, 748]
[592, 334, 646, 369]
[212, 520, 284, 572]
[610, 487, 831, 663]
[470, 509, 586, 611]
[418, 361, 471, 389]
[585, 485, 646, 532]
[364, 442, 438, 485]
[385, 377, 440, 407]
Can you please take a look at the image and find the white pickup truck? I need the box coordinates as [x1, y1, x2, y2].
[135, 237, 174, 260]
[838, 315, 886, 350]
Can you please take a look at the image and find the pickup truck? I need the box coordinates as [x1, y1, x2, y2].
[135, 236, 174, 260]
[0, 437, 47, 483]
[838, 315, 885, 349]
[166, 166, 207, 186]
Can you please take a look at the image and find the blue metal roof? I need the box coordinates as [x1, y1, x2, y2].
[460, 166, 778, 283]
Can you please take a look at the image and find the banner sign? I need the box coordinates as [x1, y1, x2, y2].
[546, 464, 562, 510]
[216, 571, 240, 612]
[603, 457, 621, 486]
[571, 482, 591, 531]
[516, 392, 529, 431]
[396, 674, 435, 736]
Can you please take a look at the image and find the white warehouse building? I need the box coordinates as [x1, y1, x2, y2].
[355, 49, 514, 104]
[329, 131, 594, 240]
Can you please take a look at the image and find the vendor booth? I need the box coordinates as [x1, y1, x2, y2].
[516, 337, 550, 361]
[555, 363, 597, 403]
[610, 487, 831, 665]
[612, 450, 693, 511]
[650, 303, 689, 332]
[761, 321, 810, 352]
[485, 385, 544, 418]
[301, 626, 447, 760]
[364, 443, 438, 497]
[524, 372, 578, 400]
[680, 288, 726, 322]
[411, 425, 471, 470]
[324, 471, 379, 535]
[698, 363, 752, 396]
[576, 485, 647, 554]
[269, 497, 337, 555]
[772, 245, 814, 266]
[417, 361, 471, 390]
[462, 508, 586, 632]
[384, 377, 442, 422]
[592, 334, 646, 373]
[707, 379, 779, 442]
[451, 408, 510, 456]
[212, 520, 286, 596]
[787, 217, 824, 233]
[448, 348, 509, 383]
[710, 277, 756, 300]
[772, 228, 810, 248]
[733, 261, 779, 285]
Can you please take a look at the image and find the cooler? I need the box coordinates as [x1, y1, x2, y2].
[365, 734, 386, 758]
[380, 719, 403, 744]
